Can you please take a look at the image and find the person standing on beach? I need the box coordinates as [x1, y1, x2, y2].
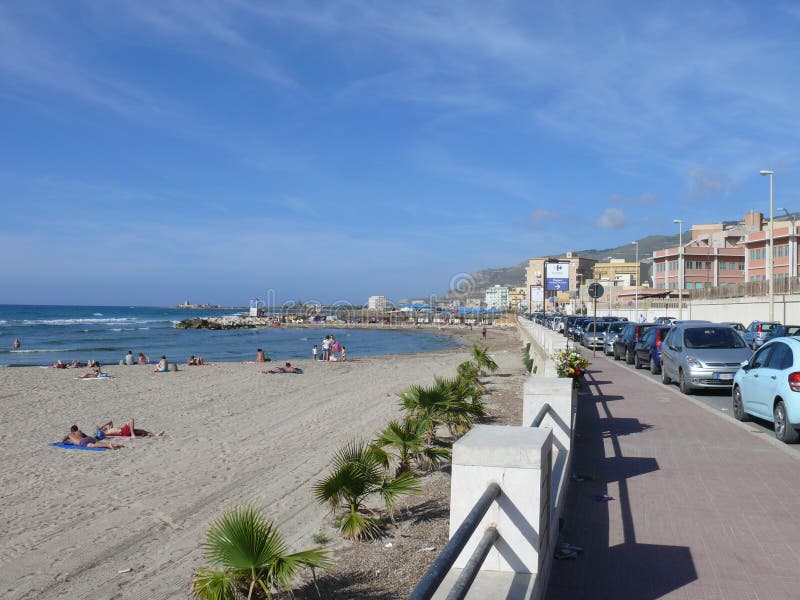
[12, 338, 20, 350]
[481, 326, 487, 340]
[312, 345, 318, 361]
[321, 336, 330, 361]
[341, 346, 347, 362]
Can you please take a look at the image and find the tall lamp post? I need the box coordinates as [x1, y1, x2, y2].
[632, 241, 639, 321]
[761, 170, 774, 321]
[607, 256, 614, 317]
[673, 219, 683, 320]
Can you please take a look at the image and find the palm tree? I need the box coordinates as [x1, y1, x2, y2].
[372, 418, 451, 474]
[456, 361, 487, 395]
[191, 505, 330, 600]
[471, 344, 498, 376]
[314, 439, 420, 540]
[400, 380, 485, 440]
[433, 376, 486, 436]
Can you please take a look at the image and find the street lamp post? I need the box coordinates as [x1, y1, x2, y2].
[673, 219, 683, 320]
[761, 170, 774, 321]
[632, 241, 639, 321]
[607, 256, 614, 317]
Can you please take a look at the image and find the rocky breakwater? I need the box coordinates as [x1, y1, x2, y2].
[175, 316, 269, 330]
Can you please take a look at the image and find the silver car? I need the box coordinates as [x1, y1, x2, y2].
[582, 321, 610, 350]
[603, 322, 626, 356]
[660, 323, 753, 394]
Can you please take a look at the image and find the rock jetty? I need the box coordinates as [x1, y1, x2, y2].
[175, 316, 272, 330]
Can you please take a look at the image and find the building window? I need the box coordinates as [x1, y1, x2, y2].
[737, 262, 744, 270]
[720, 261, 727, 270]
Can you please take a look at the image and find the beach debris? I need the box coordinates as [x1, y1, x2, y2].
[117, 568, 132, 574]
[420, 546, 436, 552]
[593, 493, 614, 502]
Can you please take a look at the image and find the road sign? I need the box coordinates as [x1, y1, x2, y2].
[588, 282, 604, 299]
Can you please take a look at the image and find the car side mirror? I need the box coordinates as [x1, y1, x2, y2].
[669, 344, 681, 351]
[740, 360, 750, 371]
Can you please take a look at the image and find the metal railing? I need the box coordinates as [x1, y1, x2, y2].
[407, 482, 502, 600]
[532, 402, 553, 428]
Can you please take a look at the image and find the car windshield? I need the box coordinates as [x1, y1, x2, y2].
[684, 327, 747, 349]
[587, 322, 609, 333]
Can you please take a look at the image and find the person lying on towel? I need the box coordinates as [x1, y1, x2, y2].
[61, 425, 123, 449]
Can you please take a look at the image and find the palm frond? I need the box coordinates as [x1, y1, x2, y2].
[339, 508, 382, 540]
[191, 568, 237, 600]
[379, 471, 421, 509]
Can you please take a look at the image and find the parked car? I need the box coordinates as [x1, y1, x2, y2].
[732, 337, 800, 443]
[582, 321, 610, 350]
[742, 321, 781, 349]
[564, 316, 581, 338]
[571, 318, 592, 342]
[762, 324, 800, 342]
[613, 323, 656, 363]
[654, 316, 674, 325]
[603, 322, 627, 356]
[633, 325, 672, 373]
[660, 323, 752, 394]
[721, 322, 746, 333]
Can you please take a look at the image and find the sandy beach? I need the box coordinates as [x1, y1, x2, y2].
[0, 327, 522, 599]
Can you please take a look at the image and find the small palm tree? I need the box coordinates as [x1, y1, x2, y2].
[456, 361, 487, 395]
[191, 505, 330, 600]
[433, 376, 486, 436]
[471, 345, 498, 376]
[372, 418, 451, 474]
[314, 439, 420, 540]
[398, 383, 453, 441]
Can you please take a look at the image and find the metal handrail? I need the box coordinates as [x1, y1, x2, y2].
[407, 482, 502, 600]
[445, 526, 499, 600]
[532, 402, 553, 428]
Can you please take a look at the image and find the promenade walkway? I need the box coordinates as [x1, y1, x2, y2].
[546, 351, 800, 599]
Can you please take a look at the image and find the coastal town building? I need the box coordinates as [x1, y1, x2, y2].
[368, 295, 388, 311]
[652, 211, 756, 290]
[593, 258, 643, 287]
[484, 285, 510, 309]
[508, 286, 527, 308]
[526, 253, 596, 309]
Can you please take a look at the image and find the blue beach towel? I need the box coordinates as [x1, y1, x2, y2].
[50, 442, 108, 452]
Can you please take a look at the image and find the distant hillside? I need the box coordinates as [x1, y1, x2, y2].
[443, 234, 680, 298]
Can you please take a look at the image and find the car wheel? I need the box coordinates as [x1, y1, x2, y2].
[626, 348, 634, 364]
[679, 369, 693, 395]
[649, 358, 660, 375]
[774, 400, 800, 443]
[634, 353, 642, 369]
[732, 386, 750, 422]
[661, 365, 671, 385]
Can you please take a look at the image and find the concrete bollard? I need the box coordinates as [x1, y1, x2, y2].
[450, 425, 553, 574]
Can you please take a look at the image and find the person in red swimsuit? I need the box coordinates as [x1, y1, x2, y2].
[99, 419, 164, 438]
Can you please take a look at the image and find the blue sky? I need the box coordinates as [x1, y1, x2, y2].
[1, 1, 799, 306]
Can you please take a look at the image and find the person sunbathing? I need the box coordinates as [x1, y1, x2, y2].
[264, 362, 302, 374]
[154, 356, 169, 372]
[98, 419, 164, 438]
[79, 365, 107, 379]
[187, 355, 206, 365]
[62, 425, 122, 449]
[51, 359, 67, 369]
[69, 359, 82, 368]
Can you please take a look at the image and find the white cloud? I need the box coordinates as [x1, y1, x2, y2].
[597, 208, 627, 230]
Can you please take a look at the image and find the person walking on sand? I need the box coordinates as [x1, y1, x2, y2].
[481, 326, 487, 340]
[312, 344, 318, 361]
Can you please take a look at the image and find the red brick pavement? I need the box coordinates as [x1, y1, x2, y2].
[546, 351, 800, 600]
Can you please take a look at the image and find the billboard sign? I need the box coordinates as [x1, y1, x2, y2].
[530, 286, 544, 303]
[545, 262, 570, 291]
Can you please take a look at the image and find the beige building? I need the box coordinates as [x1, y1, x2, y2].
[508, 286, 527, 308]
[593, 259, 643, 287]
[526, 252, 596, 309]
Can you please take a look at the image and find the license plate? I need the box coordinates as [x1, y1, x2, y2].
[715, 373, 733, 380]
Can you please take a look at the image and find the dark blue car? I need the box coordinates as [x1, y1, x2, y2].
[633, 325, 672, 373]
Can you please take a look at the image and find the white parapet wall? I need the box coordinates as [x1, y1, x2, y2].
[449, 425, 553, 574]
[518, 317, 569, 378]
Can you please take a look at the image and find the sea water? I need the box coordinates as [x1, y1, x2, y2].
[0, 305, 462, 367]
